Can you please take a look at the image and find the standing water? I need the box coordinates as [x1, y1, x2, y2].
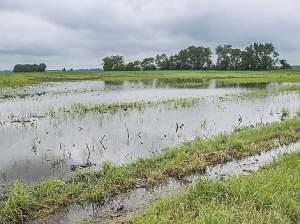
[0, 80, 299, 183]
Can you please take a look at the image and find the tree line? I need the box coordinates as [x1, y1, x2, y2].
[102, 43, 291, 71]
[13, 63, 47, 73]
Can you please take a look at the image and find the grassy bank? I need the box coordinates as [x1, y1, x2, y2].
[1, 69, 300, 89]
[129, 152, 300, 224]
[0, 117, 300, 223]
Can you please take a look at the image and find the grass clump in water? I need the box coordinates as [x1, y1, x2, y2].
[237, 84, 300, 98]
[128, 152, 300, 224]
[58, 97, 202, 115]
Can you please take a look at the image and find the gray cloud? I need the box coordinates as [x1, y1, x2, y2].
[0, 0, 299, 69]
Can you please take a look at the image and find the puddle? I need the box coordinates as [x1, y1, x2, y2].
[36, 142, 300, 224]
[0, 82, 299, 183]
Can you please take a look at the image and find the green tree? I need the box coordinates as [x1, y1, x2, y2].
[173, 46, 212, 70]
[125, 60, 141, 71]
[13, 63, 47, 73]
[279, 59, 291, 69]
[216, 45, 232, 70]
[168, 55, 181, 70]
[38, 63, 47, 72]
[102, 56, 125, 71]
[141, 57, 157, 71]
[229, 48, 242, 70]
[187, 46, 212, 69]
[241, 43, 279, 70]
[155, 54, 170, 70]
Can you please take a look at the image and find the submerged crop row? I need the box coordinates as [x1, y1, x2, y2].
[53, 85, 299, 116]
[128, 152, 300, 224]
[58, 97, 202, 115]
[236, 84, 300, 98]
[0, 116, 299, 223]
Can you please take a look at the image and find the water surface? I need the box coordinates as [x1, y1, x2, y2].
[0, 80, 299, 183]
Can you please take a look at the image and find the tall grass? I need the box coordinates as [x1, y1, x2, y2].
[129, 152, 300, 224]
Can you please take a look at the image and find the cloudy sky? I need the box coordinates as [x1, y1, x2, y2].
[0, 0, 299, 70]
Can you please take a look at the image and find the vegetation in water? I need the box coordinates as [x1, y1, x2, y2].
[0, 117, 299, 223]
[230, 84, 300, 99]
[58, 97, 201, 115]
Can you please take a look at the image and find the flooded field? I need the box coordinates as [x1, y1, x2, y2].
[0, 80, 299, 184]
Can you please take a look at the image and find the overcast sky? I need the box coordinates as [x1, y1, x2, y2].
[0, 0, 299, 70]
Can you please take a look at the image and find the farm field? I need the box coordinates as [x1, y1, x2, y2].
[0, 70, 299, 223]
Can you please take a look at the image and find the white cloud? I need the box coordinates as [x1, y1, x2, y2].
[0, 0, 299, 69]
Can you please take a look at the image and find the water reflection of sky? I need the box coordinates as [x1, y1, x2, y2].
[0, 80, 299, 183]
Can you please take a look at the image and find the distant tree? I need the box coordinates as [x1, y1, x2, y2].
[125, 60, 141, 71]
[13, 63, 47, 73]
[216, 45, 232, 70]
[38, 63, 47, 72]
[229, 48, 242, 70]
[141, 57, 157, 71]
[187, 46, 212, 69]
[62, 68, 66, 72]
[125, 62, 135, 71]
[241, 43, 278, 70]
[70, 68, 74, 72]
[13, 64, 22, 73]
[102, 55, 125, 71]
[279, 59, 292, 69]
[101, 42, 287, 72]
[216, 45, 243, 70]
[173, 46, 212, 70]
[176, 48, 191, 69]
[155, 54, 170, 70]
[133, 60, 142, 71]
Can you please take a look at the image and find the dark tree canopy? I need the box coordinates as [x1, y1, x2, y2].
[102, 43, 289, 71]
[13, 63, 47, 73]
[102, 55, 125, 71]
[141, 57, 157, 71]
[125, 61, 141, 71]
[155, 54, 170, 70]
[279, 59, 292, 69]
[240, 43, 279, 70]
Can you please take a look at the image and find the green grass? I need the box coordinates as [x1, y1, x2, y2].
[50, 85, 299, 116]
[58, 97, 201, 115]
[0, 72, 102, 89]
[0, 117, 299, 223]
[1, 69, 300, 90]
[236, 85, 300, 98]
[129, 152, 300, 224]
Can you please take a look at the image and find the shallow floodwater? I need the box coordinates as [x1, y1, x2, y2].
[0, 80, 244, 118]
[37, 142, 300, 224]
[0, 80, 299, 183]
